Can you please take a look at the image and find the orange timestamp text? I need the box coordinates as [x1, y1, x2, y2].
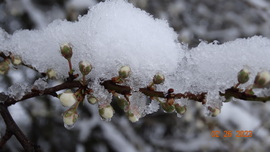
[211, 130, 252, 137]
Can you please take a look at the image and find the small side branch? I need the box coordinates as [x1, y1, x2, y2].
[0, 104, 42, 152]
[220, 87, 270, 102]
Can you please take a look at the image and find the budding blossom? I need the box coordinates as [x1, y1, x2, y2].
[127, 111, 140, 123]
[175, 104, 186, 115]
[60, 43, 73, 60]
[153, 73, 165, 84]
[0, 60, 10, 74]
[99, 105, 114, 119]
[79, 61, 92, 75]
[87, 95, 98, 104]
[46, 69, 57, 79]
[59, 90, 77, 107]
[118, 66, 131, 78]
[63, 110, 79, 126]
[11, 55, 22, 66]
[208, 107, 221, 117]
[161, 103, 175, 113]
[237, 68, 250, 84]
[253, 71, 270, 88]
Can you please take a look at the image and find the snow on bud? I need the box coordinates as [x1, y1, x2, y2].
[11, 55, 22, 66]
[253, 71, 270, 88]
[60, 43, 73, 60]
[0, 60, 10, 75]
[175, 104, 186, 115]
[153, 73, 165, 84]
[59, 90, 77, 107]
[79, 61, 92, 75]
[161, 103, 175, 113]
[118, 66, 131, 78]
[127, 111, 140, 123]
[63, 109, 79, 126]
[237, 68, 249, 84]
[99, 105, 114, 120]
[87, 95, 98, 104]
[47, 69, 57, 79]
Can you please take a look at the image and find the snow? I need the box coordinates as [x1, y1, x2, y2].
[1, 0, 270, 117]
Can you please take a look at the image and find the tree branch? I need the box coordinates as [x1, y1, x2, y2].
[0, 103, 42, 152]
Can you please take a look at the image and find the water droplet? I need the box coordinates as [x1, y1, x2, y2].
[100, 117, 111, 121]
[176, 113, 183, 118]
[64, 123, 75, 130]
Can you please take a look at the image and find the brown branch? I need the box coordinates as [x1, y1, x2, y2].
[100, 80, 207, 104]
[2, 80, 83, 106]
[220, 87, 270, 102]
[0, 130, 12, 148]
[0, 103, 42, 152]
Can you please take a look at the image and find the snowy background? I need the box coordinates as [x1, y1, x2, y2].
[1, 0, 270, 151]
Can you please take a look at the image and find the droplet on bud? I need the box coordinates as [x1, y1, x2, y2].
[153, 73, 165, 84]
[118, 66, 131, 78]
[59, 90, 77, 107]
[79, 61, 92, 75]
[253, 71, 270, 88]
[60, 43, 73, 60]
[0, 60, 10, 75]
[237, 68, 250, 84]
[99, 105, 114, 120]
[63, 110, 79, 128]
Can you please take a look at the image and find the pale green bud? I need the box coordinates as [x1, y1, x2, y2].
[175, 104, 186, 115]
[79, 61, 92, 75]
[99, 105, 114, 119]
[11, 55, 22, 66]
[253, 71, 270, 88]
[118, 66, 131, 78]
[47, 69, 57, 79]
[87, 95, 98, 104]
[0, 60, 9, 75]
[237, 68, 249, 84]
[63, 110, 78, 125]
[60, 43, 73, 60]
[153, 73, 165, 84]
[59, 90, 77, 107]
[161, 103, 175, 113]
[127, 111, 140, 123]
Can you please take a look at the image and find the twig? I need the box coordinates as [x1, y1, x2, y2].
[0, 104, 43, 152]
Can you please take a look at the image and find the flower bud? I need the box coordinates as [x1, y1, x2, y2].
[175, 104, 186, 115]
[161, 103, 175, 113]
[0, 60, 9, 75]
[60, 43, 73, 60]
[47, 69, 57, 79]
[99, 105, 114, 120]
[127, 111, 140, 123]
[208, 107, 221, 117]
[113, 95, 128, 110]
[237, 68, 249, 84]
[11, 55, 22, 66]
[87, 95, 98, 104]
[253, 71, 270, 88]
[63, 110, 78, 126]
[153, 73, 165, 84]
[118, 66, 131, 78]
[79, 61, 92, 75]
[59, 90, 77, 107]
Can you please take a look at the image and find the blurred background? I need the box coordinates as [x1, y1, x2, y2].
[1, 0, 270, 151]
